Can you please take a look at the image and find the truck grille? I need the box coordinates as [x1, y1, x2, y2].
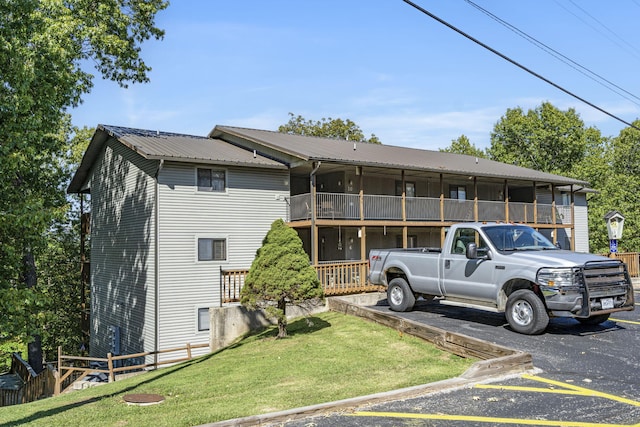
[579, 260, 632, 312]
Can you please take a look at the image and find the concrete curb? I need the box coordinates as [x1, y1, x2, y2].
[199, 295, 534, 427]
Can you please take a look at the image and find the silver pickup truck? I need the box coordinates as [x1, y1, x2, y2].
[369, 223, 634, 334]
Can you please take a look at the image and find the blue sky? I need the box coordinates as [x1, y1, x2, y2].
[71, 1, 640, 151]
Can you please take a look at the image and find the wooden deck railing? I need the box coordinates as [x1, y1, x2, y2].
[220, 268, 247, 304]
[220, 261, 382, 304]
[290, 192, 572, 224]
[316, 261, 383, 295]
[55, 342, 209, 395]
[0, 353, 56, 407]
[612, 252, 640, 277]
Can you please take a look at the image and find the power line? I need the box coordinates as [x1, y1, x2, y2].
[464, 0, 640, 108]
[565, 0, 640, 60]
[401, 0, 640, 131]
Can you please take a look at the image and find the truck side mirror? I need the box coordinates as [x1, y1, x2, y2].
[466, 243, 490, 260]
[466, 243, 478, 259]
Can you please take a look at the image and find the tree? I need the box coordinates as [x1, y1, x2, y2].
[488, 102, 595, 176]
[582, 121, 640, 254]
[0, 0, 167, 371]
[279, 113, 381, 144]
[485, 102, 635, 252]
[440, 135, 487, 158]
[240, 219, 323, 338]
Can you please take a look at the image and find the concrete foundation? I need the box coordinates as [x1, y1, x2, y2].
[209, 293, 386, 351]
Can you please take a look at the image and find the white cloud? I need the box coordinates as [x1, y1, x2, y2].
[356, 107, 502, 150]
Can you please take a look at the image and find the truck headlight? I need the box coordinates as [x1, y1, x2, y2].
[537, 268, 575, 289]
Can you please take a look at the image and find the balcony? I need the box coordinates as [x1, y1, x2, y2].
[289, 192, 572, 225]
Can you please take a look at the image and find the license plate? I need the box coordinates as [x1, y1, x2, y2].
[601, 297, 614, 309]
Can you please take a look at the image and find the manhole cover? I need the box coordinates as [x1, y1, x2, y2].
[123, 393, 165, 406]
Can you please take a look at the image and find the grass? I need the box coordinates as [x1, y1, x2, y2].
[0, 311, 475, 426]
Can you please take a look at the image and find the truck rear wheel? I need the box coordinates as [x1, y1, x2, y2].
[506, 289, 549, 335]
[387, 278, 415, 312]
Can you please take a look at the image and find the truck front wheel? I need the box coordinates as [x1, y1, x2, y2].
[387, 278, 415, 312]
[506, 289, 549, 335]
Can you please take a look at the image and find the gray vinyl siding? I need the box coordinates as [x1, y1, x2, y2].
[89, 138, 157, 358]
[156, 162, 289, 357]
[573, 193, 589, 253]
[536, 188, 590, 252]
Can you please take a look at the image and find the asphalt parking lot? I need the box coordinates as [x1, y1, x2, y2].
[282, 290, 640, 427]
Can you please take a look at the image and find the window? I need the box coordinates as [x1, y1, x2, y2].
[450, 185, 466, 200]
[197, 168, 226, 192]
[197, 307, 210, 331]
[450, 228, 487, 255]
[395, 181, 416, 197]
[198, 238, 226, 261]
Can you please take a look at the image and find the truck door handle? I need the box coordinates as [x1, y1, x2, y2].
[445, 260, 451, 269]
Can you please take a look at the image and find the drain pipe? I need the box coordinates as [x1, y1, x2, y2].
[310, 161, 321, 265]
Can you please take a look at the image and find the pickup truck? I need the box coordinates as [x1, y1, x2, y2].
[369, 223, 634, 334]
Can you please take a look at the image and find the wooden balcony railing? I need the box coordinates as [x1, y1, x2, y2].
[220, 261, 382, 305]
[611, 252, 640, 277]
[220, 268, 247, 304]
[290, 192, 572, 224]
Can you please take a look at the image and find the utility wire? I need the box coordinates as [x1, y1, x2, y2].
[464, 0, 640, 108]
[566, 0, 640, 60]
[401, 0, 640, 131]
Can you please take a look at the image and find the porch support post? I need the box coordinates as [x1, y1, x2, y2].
[439, 173, 444, 222]
[533, 181, 537, 224]
[473, 177, 478, 221]
[570, 186, 575, 250]
[360, 226, 366, 262]
[504, 180, 509, 222]
[310, 162, 321, 265]
[401, 170, 406, 222]
[551, 184, 557, 245]
[359, 168, 364, 221]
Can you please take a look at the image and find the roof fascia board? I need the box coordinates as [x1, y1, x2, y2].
[67, 125, 111, 193]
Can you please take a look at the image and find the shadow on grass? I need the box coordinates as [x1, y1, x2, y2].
[251, 316, 332, 340]
[4, 317, 332, 426]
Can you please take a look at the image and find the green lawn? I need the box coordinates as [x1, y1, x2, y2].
[0, 311, 475, 426]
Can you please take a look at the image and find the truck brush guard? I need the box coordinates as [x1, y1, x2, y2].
[579, 260, 634, 315]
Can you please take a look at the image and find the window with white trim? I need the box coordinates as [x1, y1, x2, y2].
[197, 168, 226, 192]
[198, 238, 227, 261]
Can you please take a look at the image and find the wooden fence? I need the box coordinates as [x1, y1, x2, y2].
[221, 261, 383, 304]
[0, 353, 56, 407]
[612, 252, 640, 277]
[315, 261, 384, 295]
[55, 342, 209, 395]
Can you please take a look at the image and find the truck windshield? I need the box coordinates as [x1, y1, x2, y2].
[483, 225, 557, 251]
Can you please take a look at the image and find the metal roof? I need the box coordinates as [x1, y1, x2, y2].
[210, 125, 588, 186]
[69, 123, 590, 194]
[68, 125, 286, 193]
[100, 125, 285, 167]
